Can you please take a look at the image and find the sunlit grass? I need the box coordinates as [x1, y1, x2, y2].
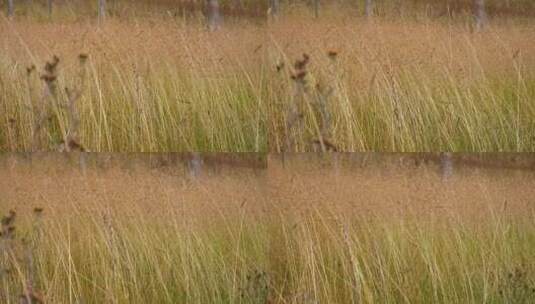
[3, 202, 535, 303]
[267, 16, 535, 152]
[0, 17, 267, 152]
[1, 156, 535, 303]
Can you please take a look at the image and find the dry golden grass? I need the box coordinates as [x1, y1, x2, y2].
[267, 14, 535, 151]
[0, 156, 267, 225]
[0, 156, 270, 303]
[1, 154, 535, 303]
[3, 5, 535, 152]
[268, 154, 535, 219]
[0, 17, 267, 152]
[2, 1, 535, 302]
[265, 154, 535, 303]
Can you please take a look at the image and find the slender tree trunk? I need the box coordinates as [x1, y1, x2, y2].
[365, 0, 373, 17]
[333, 153, 340, 179]
[189, 153, 203, 178]
[7, 0, 14, 18]
[79, 153, 87, 176]
[269, 0, 280, 18]
[313, 0, 319, 18]
[98, 0, 106, 22]
[233, 0, 242, 11]
[474, 0, 487, 31]
[207, 0, 221, 31]
[47, 0, 52, 18]
[440, 152, 454, 181]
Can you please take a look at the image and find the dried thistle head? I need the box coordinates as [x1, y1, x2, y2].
[290, 70, 307, 81]
[1, 226, 16, 239]
[44, 55, 60, 75]
[291, 54, 310, 83]
[327, 50, 338, 60]
[41, 55, 60, 89]
[276, 62, 285, 72]
[1, 210, 16, 227]
[26, 65, 36, 76]
[40, 74, 57, 83]
[294, 53, 310, 70]
[79, 53, 89, 65]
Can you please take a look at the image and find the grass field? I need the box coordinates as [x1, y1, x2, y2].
[1, 1, 535, 303]
[2, 2, 535, 152]
[0, 16, 267, 152]
[1, 154, 534, 303]
[267, 14, 535, 152]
